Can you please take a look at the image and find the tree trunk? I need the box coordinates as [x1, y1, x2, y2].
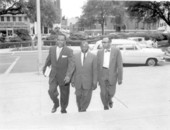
[101, 23, 104, 35]
[101, 19, 105, 35]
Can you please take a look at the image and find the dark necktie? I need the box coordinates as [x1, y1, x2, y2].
[83, 53, 86, 65]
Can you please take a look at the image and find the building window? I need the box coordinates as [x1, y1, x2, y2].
[44, 27, 48, 34]
[7, 30, 13, 36]
[19, 17, 22, 21]
[1, 16, 4, 21]
[13, 17, 16, 21]
[24, 16, 27, 21]
[7, 16, 10, 21]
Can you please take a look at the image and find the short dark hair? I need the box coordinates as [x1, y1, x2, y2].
[103, 37, 112, 43]
[81, 41, 89, 46]
[57, 34, 67, 40]
[108, 37, 112, 43]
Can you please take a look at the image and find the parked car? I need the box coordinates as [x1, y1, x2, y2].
[92, 39, 165, 66]
[127, 37, 157, 48]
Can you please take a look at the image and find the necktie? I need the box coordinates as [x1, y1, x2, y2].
[83, 53, 86, 65]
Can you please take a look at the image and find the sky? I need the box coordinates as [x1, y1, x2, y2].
[60, 0, 87, 19]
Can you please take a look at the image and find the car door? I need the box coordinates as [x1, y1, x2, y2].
[123, 44, 145, 64]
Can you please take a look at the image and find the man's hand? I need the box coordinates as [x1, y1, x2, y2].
[118, 80, 122, 85]
[42, 67, 46, 76]
[64, 76, 70, 84]
[71, 82, 75, 88]
[92, 83, 97, 90]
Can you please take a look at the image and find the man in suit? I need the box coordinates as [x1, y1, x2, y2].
[72, 41, 97, 112]
[43, 34, 75, 113]
[97, 37, 123, 110]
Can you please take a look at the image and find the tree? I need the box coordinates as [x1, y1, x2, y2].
[112, 2, 126, 32]
[80, 0, 120, 35]
[26, 0, 60, 27]
[0, 0, 25, 15]
[126, 1, 170, 26]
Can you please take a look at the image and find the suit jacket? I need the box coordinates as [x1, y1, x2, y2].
[72, 51, 97, 90]
[97, 47, 123, 86]
[43, 45, 75, 85]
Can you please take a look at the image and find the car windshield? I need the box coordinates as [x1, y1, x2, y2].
[136, 43, 142, 49]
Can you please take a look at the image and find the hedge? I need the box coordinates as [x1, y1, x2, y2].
[0, 41, 32, 49]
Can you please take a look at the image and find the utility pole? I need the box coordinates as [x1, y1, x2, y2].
[36, 0, 42, 74]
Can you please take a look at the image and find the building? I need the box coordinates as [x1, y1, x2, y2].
[0, 14, 30, 37]
[157, 19, 170, 33]
[84, 11, 159, 35]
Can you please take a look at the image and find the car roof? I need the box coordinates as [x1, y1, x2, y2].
[111, 39, 138, 44]
[128, 37, 145, 39]
[96, 39, 138, 44]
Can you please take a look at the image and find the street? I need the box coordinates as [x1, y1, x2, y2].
[0, 50, 170, 129]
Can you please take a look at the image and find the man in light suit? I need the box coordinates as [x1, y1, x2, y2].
[97, 37, 123, 110]
[43, 34, 75, 113]
[72, 41, 97, 112]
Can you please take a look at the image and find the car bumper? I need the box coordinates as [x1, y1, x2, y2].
[157, 56, 166, 64]
[164, 55, 170, 62]
[158, 59, 165, 64]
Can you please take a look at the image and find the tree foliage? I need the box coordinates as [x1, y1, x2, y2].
[0, 0, 25, 15]
[126, 1, 170, 26]
[79, 0, 121, 35]
[26, 0, 60, 27]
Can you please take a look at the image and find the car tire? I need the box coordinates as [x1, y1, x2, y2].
[146, 58, 157, 66]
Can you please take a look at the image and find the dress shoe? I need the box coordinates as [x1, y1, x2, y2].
[109, 101, 113, 108]
[104, 106, 109, 110]
[51, 104, 58, 113]
[61, 109, 67, 113]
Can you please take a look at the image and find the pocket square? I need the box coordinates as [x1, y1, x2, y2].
[62, 55, 67, 58]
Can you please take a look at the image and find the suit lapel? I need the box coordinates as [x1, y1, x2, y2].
[77, 52, 82, 67]
[109, 48, 114, 68]
[101, 49, 104, 67]
[53, 46, 57, 62]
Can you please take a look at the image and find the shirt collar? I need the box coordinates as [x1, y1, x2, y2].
[57, 46, 63, 50]
[105, 48, 111, 52]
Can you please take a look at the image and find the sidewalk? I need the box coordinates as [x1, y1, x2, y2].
[0, 67, 170, 129]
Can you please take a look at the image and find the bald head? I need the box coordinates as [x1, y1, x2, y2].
[80, 41, 89, 53]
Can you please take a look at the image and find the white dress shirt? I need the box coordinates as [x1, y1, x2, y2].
[103, 49, 111, 68]
[56, 46, 63, 60]
[81, 52, 88, 66]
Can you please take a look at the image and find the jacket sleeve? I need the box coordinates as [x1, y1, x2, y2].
[116, 49, 123, 82]
[43, 48, 51, 73]
[66, 49, 75, 78]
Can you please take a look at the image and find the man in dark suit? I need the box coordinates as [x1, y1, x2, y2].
[97, 37, 123, 110]
[72, 41, 97, 112]
[43, 34, 75, 113]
